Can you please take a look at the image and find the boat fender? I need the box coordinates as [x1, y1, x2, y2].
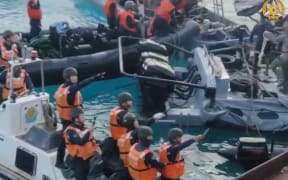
[200, 100, 227, 121]
[42, 102, 57, 129]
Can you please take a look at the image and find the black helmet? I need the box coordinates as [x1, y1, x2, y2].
[137, 126, 153, 141]
[118, 92, 132, 104]
[168, 128, 183, 142]
[63, 67, 78, 80]
[3, 30, 15, 40]
[123, 112, 137, 129]
[71, 107, 84, 121]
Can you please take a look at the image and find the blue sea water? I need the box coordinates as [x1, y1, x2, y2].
[1, 0, 287, 179]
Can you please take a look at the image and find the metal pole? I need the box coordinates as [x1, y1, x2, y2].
[40, 58, 45, 94]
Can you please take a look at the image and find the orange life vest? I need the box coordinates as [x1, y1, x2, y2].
[0, 43, 19, 69]
[27, 0, 42, 20]
[63, 125, 98, 160]
[128, 143, 158, 180]
[158, 142, 185, 179]
[104, 0, 118, 18]
[156, 0, 175, 24]
[117, 130, 133, 167]
[175, 0, 188, 10]
[54, 84, 82, 121]
[2, 69, 27, 100]
[118, 10, 137, 33]
[109, 107, 128, 140]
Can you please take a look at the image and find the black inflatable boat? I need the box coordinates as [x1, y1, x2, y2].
[10, 20, 199, 87]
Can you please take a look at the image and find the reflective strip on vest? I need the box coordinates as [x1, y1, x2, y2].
[2, 70, 27, 99]
[117, 131, 133, 167]
[63, 125, 98, 160]
[54, 84, 82, 120]
[128, 143, 158, 180]
[158, 142, 185, 179]
[109, 107, 128, 140]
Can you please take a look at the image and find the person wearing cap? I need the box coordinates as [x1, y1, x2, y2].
[0, 30, 21, 69]
[118, 0, 141, 37]
[27, 0, 42, 39]
[147, 0, 178, 37]
[0, 65, 34, 103]
[104, 0, 119, 30]
[158, 128, 204, 180]
[54, 67, 105, 168]
[128, 125, 165, 180]
[63, 107, 99, 180]
[264, 23, 288, 94]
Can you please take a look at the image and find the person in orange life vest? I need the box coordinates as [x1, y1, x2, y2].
[0, 65, 34, 102]
[118, 0, 141, 37]
[104, 0, 119, 29]
[110, 92, 133, 141]
[27, 0, 42, 39]
[0, 31, 21, 69]
[55, 67, 105, 169]
[149, 0, 178, 37]
[128, 126, 165, 180]
[63, 107, 99, 180]
[159, 128, 204, 180]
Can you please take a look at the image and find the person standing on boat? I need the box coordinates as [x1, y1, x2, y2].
[27, 0, 42, 39]
[128, 126, 165, 180]
[0, 30, 21, 69]
[0, 65, 34, 103]
[147, 0, 178, 37]
[54, 67, 105, 168]
[118, 0, 141, 37]
[263, 24, 288, 94]
[250, 14, 274, 75]
[104, 0, 119, 30]
[158, 128, 204, 180]
[63, 107, 99, 180]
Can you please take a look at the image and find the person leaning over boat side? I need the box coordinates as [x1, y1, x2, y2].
[104, 0, 119, 30]
[128, 126, 165, 180]
[54, 67, 105, 168]
[0, 31, 21, 69]
[27, 0, 42, 39]
[250, 14, 274, 76]
[147, 0, 178, 37]
[0, 65, 34, 103]
[158, 128, 204, 180]
[263, 24, 288, 94]
[118, 0, 141, 37]
[63, 107, 99, 180]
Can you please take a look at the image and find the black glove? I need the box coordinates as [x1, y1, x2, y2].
[93, 72, 106, 80]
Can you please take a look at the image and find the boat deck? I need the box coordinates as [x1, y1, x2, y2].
[267, 171, 288, 180]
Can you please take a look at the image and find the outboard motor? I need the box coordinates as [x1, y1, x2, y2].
[137, 40, 176, 115]
[49, 22, 70, 56]
[236, 137, 269, 169]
